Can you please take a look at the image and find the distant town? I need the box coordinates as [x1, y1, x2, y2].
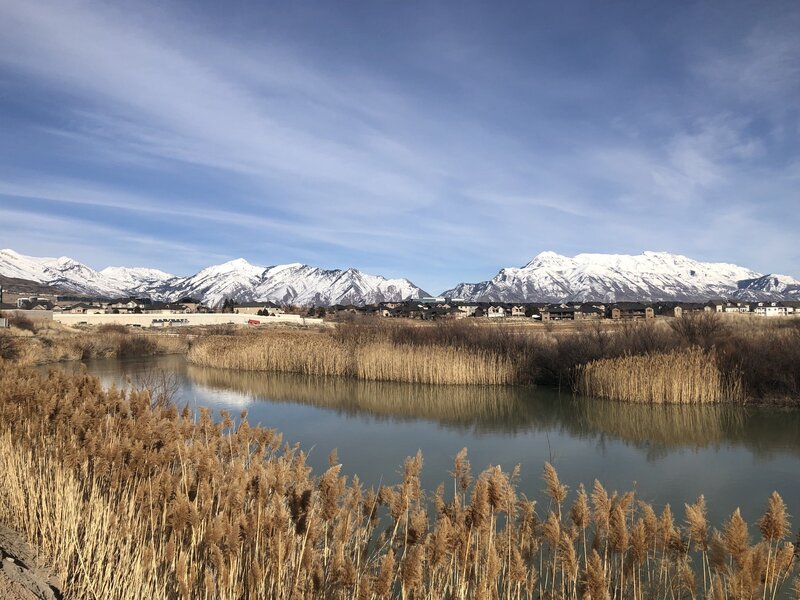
[2, 285, 799, 329]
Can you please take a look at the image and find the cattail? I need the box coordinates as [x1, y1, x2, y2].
[758, 491, 790, 543]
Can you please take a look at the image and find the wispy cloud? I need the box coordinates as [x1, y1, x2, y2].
[0, 0, 798, 291]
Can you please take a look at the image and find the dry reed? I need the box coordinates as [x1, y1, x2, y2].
[188, 331, 515, 385]
[0, 361, 796, 599]
[576, 347, 744, 403]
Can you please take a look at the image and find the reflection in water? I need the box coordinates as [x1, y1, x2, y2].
[183, 363, 800, 461]
[53, 356, 800, 525]
[57, 356, 800, 464]
[187, 364, 542, 433]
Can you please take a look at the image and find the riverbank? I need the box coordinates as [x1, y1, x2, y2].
[1, 361, 797, 599]
[4, 312, 799, 403]
[188, 315, 800, 403]
[0, 318, 188, 365]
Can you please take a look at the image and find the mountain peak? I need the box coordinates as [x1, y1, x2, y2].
[443, 250, 777, 303]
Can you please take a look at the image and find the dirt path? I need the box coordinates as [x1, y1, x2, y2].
[0, 526, 62, 600]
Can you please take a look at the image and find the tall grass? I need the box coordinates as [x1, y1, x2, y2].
[576, 347, 744, 403]
[188, 330, 516, 385]
[2, 322, 188, 366]
[0, 362, 797, 599]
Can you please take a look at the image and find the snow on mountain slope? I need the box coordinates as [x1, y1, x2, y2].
[166, 260, 428, 306]
[442, 251, 778, 302]
[735, 274, 800, 300]
[101, 266, 175, 288]
[3, 247, 796, 306]
[249, 265, 426, 307]
[0, 249, 127, 296]
[0, 249, 428, 306]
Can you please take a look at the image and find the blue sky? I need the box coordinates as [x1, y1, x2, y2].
[0, 0, 798, 293]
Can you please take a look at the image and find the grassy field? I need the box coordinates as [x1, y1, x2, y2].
[0, 361, 797, 599]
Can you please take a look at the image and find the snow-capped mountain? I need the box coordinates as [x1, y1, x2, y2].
[167, 259, 428, 307]
[442, 251, 798, 303]
[0, 249, 129, 296]
[735, 274, 800, 300]
[0, 249, 428, 306]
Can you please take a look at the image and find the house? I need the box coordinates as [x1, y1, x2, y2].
[609, 303, 654, 320]
[753, 302, 790, 317]
[780, 301, 800, 314]
[175, 298, 203, 313]
[456, 304, 479, 317]
[576, 304, 605, 320]
[487, 305, 506, 318]
[721, 302, 751, 314]
[63, 303, 96, 314]
[235, 301, 283, 316]
[510, 305, 527, 317]
[541, 305, 576, 321]
[705, 300, 726, 313]
[15, 297, 52, 310]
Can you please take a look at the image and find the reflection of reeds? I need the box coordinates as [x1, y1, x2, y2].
[187, 364, 527, 428]
[1, 361, 797, 600]
[188, 333, 516, 385]
[576, 399, 743, 449]
[576, 347, 744, 403]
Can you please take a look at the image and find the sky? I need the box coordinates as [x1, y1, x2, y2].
[0, 0, 798, 294]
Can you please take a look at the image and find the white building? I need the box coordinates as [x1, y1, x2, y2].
[753, 302, 789, 317]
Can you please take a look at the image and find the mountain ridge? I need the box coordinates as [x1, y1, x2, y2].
[0, 249, 429, 307]
[442, 251, 800, 303]
[2, 248, 799, 306]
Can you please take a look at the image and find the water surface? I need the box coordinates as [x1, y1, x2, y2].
[53, 355, 800, 527]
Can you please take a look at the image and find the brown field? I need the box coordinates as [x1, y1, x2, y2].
[0, 361, 797, 599]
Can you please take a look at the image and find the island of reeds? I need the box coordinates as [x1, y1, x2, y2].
[0, 360, 798, 599]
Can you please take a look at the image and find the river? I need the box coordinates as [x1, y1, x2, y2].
[51, 355, 800, 528]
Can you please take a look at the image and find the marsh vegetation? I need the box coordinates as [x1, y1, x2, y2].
[1, 361, 798, 599]
[188, 314, 800, 403]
